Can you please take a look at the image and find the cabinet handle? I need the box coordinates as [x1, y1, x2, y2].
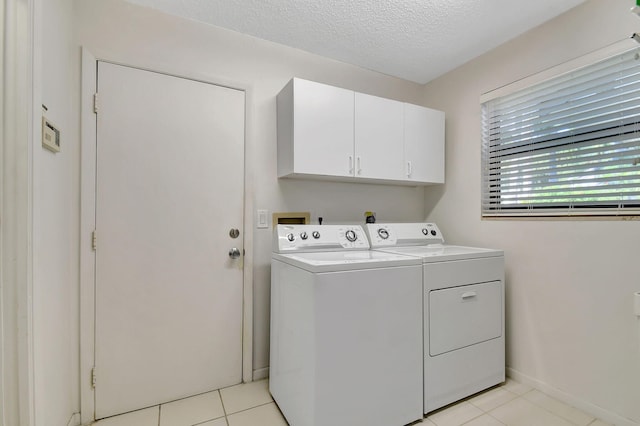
[461, 291, 477, 299]
[407, 161, 412, 177]
[348, 155, 354, 174]
[357, 156, 362, 174]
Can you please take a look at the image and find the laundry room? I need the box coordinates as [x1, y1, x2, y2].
[3, 0, 640, 425]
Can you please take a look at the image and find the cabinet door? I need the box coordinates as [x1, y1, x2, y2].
[404, 103, 445, 183]
[292, 79, 355, 177]
[354, 93, 404, 180]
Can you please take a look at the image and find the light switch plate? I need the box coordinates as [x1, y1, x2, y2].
[257, 209, 269, 229]
[42, 116, 60, 152]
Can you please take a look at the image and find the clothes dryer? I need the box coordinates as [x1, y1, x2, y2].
[366, 223, 505, 414]
[270, 224, 423, 426]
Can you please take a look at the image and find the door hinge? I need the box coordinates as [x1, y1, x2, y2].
[91, 366, 97, 388]
[93, 93, 99, 114]
[92, 230, 97, 251]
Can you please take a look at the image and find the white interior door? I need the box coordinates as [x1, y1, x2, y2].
[94, 62, 245, 419]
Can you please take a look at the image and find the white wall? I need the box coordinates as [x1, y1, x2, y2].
[32, 0, 80, 424]
[74, 0, 428, 378]
[423, 1, 640, 424]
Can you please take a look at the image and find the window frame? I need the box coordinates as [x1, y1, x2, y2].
[480, 36, 640, 218]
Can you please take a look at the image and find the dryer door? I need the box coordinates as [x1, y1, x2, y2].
[429, 281, 502, 356]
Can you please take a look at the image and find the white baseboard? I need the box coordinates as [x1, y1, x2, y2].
[507, 367, 639, 426]
[253, 367, 269, 381]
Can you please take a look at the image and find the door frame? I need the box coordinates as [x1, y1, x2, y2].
[79, 48, 254, 424]
[1, 0, 37, 425]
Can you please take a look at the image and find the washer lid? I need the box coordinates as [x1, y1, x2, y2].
[375, 244, 503, 263]
[272, 250, 421, 273]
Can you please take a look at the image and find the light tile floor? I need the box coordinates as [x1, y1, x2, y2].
[422, 379, 610, 426]
[93, 378, 610, 426]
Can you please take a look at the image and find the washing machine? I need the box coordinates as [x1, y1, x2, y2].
[269, 224, 423, 426]
[365, 223, 505, 414]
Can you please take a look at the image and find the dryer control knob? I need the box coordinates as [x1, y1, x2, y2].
[431, 230, 437, 236]
[422, 228, 429, 235]
[300, 232, 308, 240]
[287, 233, 295, 242]
[378, 228, 389, 239]
[312, 231, 321, 239]
[345, 230, 357, 242]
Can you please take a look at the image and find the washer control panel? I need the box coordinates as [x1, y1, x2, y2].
[275, 224, 370, 253]
[365, 224, 398, 246]
[365, 223, 444, 247]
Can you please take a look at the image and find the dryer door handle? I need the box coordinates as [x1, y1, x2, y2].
[461, 291, 477, 299]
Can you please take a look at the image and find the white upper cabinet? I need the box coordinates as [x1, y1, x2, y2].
[404, 103, 445, 184]
[354, 93, 404, 180]
[277, 78, 445, 185]
[277, 78, 354, 178]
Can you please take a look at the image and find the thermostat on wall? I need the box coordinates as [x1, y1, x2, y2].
[42, 116, 60, 153]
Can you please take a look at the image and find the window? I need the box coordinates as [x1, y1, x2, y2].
[481, 41, 640, 216]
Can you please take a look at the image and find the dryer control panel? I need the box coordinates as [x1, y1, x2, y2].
[365, 223, 445, 248]
[274, 224, 370, 253]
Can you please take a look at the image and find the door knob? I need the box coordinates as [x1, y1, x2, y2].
[228, 247, 241, 259]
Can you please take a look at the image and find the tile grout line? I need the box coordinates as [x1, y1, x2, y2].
[225, 400, 276, 417]
[459, 411, 487, 425]
[472, 392, 521, 424]
[492, 412, 508, 425]
[190, 415, 228, 426]
[217, 390, 230, 426]
[427, 401, 485, 426]
[468, 387, 520, 414]
[481, 408, 510, 425]
[496, 387, 601, 426]
[520, 389, 596, 426]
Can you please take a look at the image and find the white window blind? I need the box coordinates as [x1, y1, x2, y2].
[481, 44, 640, 216]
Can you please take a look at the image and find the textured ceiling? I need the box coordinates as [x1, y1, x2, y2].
[124, 0, 586, 84]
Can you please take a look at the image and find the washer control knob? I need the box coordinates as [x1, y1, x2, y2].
[345, 230, 357, 242]
[312, 231, 321, 239]
[431, 230, 437, 236]
[300, 232, 308, 240]
[422, 228, 429, 235]
[286, 233, 295, 242]
[378, 228, 389, 239]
